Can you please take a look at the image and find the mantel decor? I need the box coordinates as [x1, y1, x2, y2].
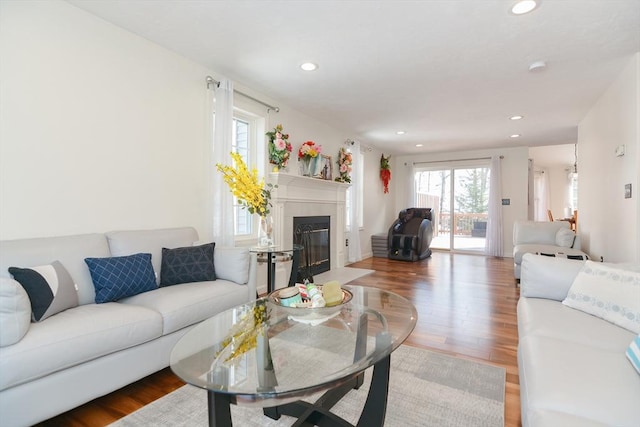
[318, 155, 333, 180]
[335, 147, 352, 183]
[266, 124, 292, 172]
[216, 152, 276, 246]
[298, 140, 322, 177]
[380, 154, 391, 193]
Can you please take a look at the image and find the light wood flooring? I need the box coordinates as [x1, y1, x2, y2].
[36, 252, 521, 427]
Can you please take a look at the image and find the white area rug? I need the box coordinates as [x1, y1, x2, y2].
[110, 345, 505, 427]
[314, 267, 374, 285]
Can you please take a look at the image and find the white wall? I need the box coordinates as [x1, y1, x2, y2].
[577, 53, 640, 263]
[0, 0, 210, 239]
[394, 146, 529, 257]
[0, 0, 391, 265]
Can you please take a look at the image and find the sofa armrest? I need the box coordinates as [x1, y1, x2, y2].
[520, 253, 585, 301]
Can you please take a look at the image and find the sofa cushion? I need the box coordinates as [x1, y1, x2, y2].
[520, 253, 586, 301]
[518, 297, 635, 351]
[0, 302, 162, 391]
[106, 227, 199, 285]
[8, 261, 79, 322]
[85, 253, 157, 303]
[160, 242, 216, 286]
[213, 246, 250, 284]
[513, 220, 569, 245]
[555, 228, 576, 247]
[0, 233, 111, 306]
[0, 278, 31, 347]
[119, 280, 249, 334]
[563, 261, 640, 334]
[518, 334, 640, 427]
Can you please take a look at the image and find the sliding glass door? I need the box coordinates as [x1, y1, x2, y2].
[415, 162, 490, 252]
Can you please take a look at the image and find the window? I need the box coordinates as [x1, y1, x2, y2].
[221, 108, 265, 241]
[232, 117, 252, 237]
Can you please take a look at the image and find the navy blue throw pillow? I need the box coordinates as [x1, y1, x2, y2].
[160, 242, 216, 286]
[85, 253, 157, 303]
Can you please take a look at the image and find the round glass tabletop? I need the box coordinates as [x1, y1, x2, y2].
[170, 285, 417, 407]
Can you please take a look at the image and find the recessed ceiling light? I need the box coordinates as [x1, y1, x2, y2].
[415, 144, 423, 147]
[510, 115, 523, 120]
[510, 134, 521, 138]
[300, 62, 318, 71]
[396, 131, 406, 135]
[511, 0, 539, 15]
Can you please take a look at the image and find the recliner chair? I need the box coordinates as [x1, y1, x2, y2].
[388, 208, 434, 261]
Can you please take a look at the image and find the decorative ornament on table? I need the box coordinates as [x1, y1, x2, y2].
[216, 152, 277, 246]
[380, 154, 391, 194]
[298, 140, 322, 176]
[334, 147, 352, 183]
[265, 124, 292, 172]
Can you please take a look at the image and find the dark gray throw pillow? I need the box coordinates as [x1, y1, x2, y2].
[160, 242, 216, 286]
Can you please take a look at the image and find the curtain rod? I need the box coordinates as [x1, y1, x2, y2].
[413, 155, 503, 165]
[344, 139, 373, 152]
[206, 76, 280, 113]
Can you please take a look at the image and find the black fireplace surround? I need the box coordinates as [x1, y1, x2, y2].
[293, 216, 330, 282]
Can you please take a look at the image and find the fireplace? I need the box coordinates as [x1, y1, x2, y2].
[293, 216, 330, 281]
[268, 172, 349, 276]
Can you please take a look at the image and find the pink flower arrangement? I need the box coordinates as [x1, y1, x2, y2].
[298, 141, 322, 159]
[335, 147, 352, 183]
[266, 124, 292, 170]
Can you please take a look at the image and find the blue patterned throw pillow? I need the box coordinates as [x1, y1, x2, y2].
[160, 242, 216, 286]
[85, 253, 157, 303]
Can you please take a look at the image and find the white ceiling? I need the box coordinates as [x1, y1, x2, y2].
[66, 0, 640, 156]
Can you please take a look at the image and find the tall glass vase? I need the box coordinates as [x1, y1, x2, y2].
[300, 156, 318, 176]
[258, 214, 274, 247]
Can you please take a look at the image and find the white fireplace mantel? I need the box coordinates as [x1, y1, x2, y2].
[268, 172, 350, 269]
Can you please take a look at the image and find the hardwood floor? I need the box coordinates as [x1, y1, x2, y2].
[37, 252, 521, 427]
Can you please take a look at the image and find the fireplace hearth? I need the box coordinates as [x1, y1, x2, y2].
[293, 216, 330, 282]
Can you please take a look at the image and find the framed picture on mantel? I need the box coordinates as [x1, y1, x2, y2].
[316, 155, 333, 180]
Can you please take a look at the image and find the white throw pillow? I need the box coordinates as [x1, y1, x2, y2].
[563, 261, 640, 334]
[555, 228, 576, 248]
[0, 278, 31, 347]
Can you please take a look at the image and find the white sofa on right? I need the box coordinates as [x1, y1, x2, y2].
[513, 220, 588, 280]
[518, 254, 640, 427]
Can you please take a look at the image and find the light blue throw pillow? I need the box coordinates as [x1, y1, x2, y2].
[85, 253, 157, 303]
[627, 335, 640, 375]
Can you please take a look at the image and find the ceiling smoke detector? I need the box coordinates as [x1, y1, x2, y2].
[529, 61, 547, 72]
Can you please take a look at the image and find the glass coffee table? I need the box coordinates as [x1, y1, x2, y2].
[170, 285, 417, 426]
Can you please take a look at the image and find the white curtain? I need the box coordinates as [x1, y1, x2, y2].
[485, 156, 503, 257]
[533, 169, 550, 221]
[406, 162, 416, 207]
[348, 142, 362, 263]
[211, 79, 235, 247]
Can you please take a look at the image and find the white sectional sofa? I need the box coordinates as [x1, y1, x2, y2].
[0, 227, 257, 427]
[513, 220, 588, 280]
[517, 253, 640, 427]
